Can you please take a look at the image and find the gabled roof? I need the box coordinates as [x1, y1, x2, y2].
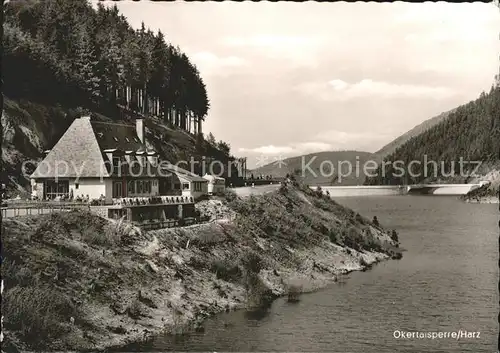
[160, 163, 207, 182]
[31, 117, 110, 178]
[30, 116, 206, 181]
[91, 121, 146, 152]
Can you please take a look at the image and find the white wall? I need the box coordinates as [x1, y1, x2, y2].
[180, 179, 208, 200]
[183, 188, 207, 200]
[70, 178, 107, 201]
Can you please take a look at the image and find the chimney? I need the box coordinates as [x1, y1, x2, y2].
[136, 118, 144, 144]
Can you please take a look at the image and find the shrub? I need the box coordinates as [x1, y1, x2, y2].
[223, 189, 238, 202]
[210, 260, 242, 283]
[244, 272, 275, 310]
[328, 230, 338, 244]
[3, 286, 80, 346]
[241, 251, 264, 274]
[343, 227, 365, 251]
[127, 298, 144, 319]
[87, 222, 121, 247]
[1, 259, 35, 287]
[355, 213, 365, 224]
[189, 257, 208, 271]
[390, 230, 399, 243]
[192, 229, 225, 247]
[315, 186, 323, 197]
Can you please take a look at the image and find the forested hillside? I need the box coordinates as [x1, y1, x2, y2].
[365, 86, 500, 186]
[3, 0, 208, 124]
[2, 0, 239, 197]
[374, 110, 454, 159]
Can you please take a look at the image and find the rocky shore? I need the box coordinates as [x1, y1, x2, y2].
[2, 182, 401, 351]
[463, 195, 499, 204]
[461, 167, 500, 204]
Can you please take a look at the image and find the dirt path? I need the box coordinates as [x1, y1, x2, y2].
[230, 184, 280, 198]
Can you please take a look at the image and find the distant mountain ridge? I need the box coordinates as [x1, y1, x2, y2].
[374, 109, 455, 159]
[251, 150, 374, 186]
[365, 87, 500, 187]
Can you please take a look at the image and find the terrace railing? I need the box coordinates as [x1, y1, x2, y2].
[112, 195, 195, 207]
[1, 201, 90, 218]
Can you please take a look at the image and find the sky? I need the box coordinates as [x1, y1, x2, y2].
[104, 1, 500, 168]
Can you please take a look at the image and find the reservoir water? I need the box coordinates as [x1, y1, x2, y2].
[125, 195, 498, 352]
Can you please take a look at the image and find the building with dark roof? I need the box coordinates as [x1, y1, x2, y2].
[30, 116, 208, 223]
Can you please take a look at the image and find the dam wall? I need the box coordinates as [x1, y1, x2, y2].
[313, 183, 484, 197]
[312, 185, 406, 197]
[408, 184, 481, 196]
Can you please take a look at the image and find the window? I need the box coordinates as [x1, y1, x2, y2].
[44, 180, 69, 199]
[113, 137, 119, 142]
[75, 183, 79, 189]
[144, 180, 151, 194]
[137, 180, 143, 193]
[112, 157, 121, 175]
[183, 183, 189, 190]
[128, 181, 135, 194]
[125, 137, 130, 142]
[112, 181, 123, 198]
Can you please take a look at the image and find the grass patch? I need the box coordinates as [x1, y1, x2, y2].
[3, 286, 81, 347]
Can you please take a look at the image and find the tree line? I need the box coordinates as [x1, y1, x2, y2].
[365, 86, 500, 185]
[3, 0, 209, 131]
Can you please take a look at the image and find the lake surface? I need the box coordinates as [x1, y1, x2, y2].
[125, 195, 498, 352]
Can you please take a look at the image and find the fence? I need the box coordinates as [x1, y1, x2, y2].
[1, 201, 90, 218]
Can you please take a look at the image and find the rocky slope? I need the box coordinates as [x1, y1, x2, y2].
[461, 161, 500, 203]
[2, 182, 401, 351]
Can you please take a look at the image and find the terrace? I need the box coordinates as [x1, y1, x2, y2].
[111, 195, 194, 207]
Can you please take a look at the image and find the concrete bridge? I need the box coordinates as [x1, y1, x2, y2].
[313, 181, 489, 197]
[406, 182, 489, 195]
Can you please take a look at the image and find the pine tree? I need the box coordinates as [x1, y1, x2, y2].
[71, 27, 100, 106]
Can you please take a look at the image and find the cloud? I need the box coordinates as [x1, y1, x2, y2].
[239, 145, 295, 155]
[191, 51, 249, 75]
[313, 129, 392, 150]
[222, 35, 326, 67]
[223, 35, 324, 48]
[296, 79, 456, 101]
[239, 141, 334, 157]
[394, 2, 498, 25]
